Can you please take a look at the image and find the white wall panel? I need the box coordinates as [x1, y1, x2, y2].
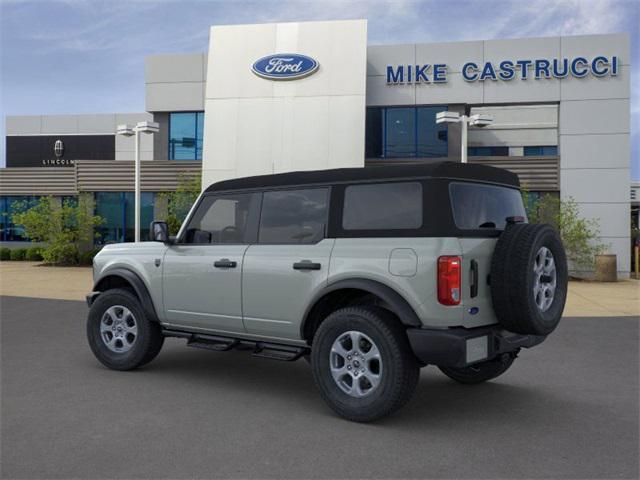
[561, 66, 630, 101]
[202, 20, 367, 186]
[146, 82, 205, 112]
[560, 134, 629, 169]
[145, 53, 205, 83]
[575, 203, 630, 238]
[6, 116, 41, 134]
[560, 99, 629, 135]
[366, 75, 415, 106]
[415, 73, 483, 104]
[483, 77, 561, 103]
[484, 36, 561, 64]
[560, 168, 629, 203]
[41, 115, 78, 134]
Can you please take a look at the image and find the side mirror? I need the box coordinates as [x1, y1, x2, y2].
[150, 221, 170, 243]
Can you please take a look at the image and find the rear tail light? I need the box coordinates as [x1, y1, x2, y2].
[438, 256, 461, 306]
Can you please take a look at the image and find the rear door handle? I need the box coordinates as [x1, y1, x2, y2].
[293, 261, 321, 271]
[214, 258, 237, 269]
[470, 259, 479, 298]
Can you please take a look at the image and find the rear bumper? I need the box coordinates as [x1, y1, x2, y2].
[406, 324, 546, 368]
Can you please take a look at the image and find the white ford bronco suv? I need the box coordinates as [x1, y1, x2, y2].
[87, 162, 567, 422]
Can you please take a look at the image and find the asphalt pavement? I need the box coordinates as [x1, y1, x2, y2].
[1, 295, 638, 479]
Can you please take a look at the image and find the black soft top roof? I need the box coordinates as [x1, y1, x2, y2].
[204, 161, 520, 193]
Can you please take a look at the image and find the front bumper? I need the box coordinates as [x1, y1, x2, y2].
[86, 291, 100, 307]
[406, 324, 546, 368]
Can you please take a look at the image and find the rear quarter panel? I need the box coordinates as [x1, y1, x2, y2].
[329, 238, 465, 328]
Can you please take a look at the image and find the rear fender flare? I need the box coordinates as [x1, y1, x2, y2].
[301, 278, 422, 339]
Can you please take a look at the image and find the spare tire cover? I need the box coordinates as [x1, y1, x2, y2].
[490, 223, 568, 335]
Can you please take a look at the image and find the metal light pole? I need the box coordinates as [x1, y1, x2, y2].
[436, 111, 493, 163]
[116, 121, 159, 242]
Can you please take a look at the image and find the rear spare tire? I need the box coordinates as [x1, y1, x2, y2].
[490, 223, 567, 335]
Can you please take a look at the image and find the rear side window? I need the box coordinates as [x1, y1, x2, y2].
[343, 182, 422, 230]
[259, 188, 328, 244]
[449, 182, 526, 230]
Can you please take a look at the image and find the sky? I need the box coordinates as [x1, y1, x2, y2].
[1, 0, 638, 178]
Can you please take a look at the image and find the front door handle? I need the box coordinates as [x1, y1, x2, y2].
[293, 260, 321, 271]
[214, 258, 237, 269]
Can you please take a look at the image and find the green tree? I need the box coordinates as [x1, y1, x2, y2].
[525, 193, 606, 270]
[158, 173, 201, 235]
[11, 196, 104, 265]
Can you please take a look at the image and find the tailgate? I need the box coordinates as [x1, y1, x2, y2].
[459, 238, 499, 328]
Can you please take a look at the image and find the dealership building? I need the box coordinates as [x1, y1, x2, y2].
[0, 20, 632, 277]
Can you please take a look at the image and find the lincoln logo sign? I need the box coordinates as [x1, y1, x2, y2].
[252, 54, 319, 80]
[54, 139, 64, 158]
[386, 55, 620, 84]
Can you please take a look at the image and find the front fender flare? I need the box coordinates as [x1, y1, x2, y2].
[90, 268, 159, 322]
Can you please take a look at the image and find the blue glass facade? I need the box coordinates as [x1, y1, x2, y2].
[365, 106, 448, 159]
[0, 196, 39, 241]
[95, 192, 155, 243]
[168, 112, 204, 160]
[468, 146, 509, 156]
[524, 146, 558, 156]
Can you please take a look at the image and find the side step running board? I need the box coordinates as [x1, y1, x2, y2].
[162, 329, 308, 362]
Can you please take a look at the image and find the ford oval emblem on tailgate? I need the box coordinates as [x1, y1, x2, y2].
[252, 53, 319, 80]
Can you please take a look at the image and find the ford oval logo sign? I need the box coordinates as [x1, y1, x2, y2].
[252, 53, 319, 80]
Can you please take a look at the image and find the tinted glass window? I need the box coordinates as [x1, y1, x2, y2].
[450, 182, 526, 230]
[417, 107, 448, 157]
[468, 146, 509, 156]
[259, 189, 328, 244]
[169, 112, 204, 160]
[524, 145, 558, 156]
[183, 193, 256, 244]
[385, 108, 415, 157]
[365, 108, 383, 158]
[343, 182, 422, 230]
[365, 107, 448, 159]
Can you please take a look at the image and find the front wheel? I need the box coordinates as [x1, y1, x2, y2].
[438, 351, 517, 384]
[311, 306, 420, 422]
[87, 288, 164, 371]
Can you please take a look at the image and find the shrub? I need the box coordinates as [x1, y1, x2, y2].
[526, 194, 606, 271]
[11, 196, 103, 265]
[79, 247, 102, 265]
[0, 247, 11, 261]
[41, 243, 80, 266]
[25, 246, 43, 261]
[9, 248, 27, 261]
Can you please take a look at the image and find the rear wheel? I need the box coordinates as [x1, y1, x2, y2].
[311, 306, 419, 422]
[438, 351, 517, 384]
[87, 288, 164, 371]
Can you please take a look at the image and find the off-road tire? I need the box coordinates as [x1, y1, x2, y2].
[491, 223, 568, 335]
[311, 306, 420, 422]
[439, 351, 517, 384]
[87, 288, 164, 371]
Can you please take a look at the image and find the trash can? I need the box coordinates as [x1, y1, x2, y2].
[594, 254, 617, 282]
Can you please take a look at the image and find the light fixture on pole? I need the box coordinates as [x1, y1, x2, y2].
[436, 111, 493, 163]
[116, 121, 159, 242]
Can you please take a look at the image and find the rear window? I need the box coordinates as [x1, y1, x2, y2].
[449, 182, 526, 230]
[343, 182, 422, 230]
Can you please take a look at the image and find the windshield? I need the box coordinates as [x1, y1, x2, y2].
[449, 182, 526, 230]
